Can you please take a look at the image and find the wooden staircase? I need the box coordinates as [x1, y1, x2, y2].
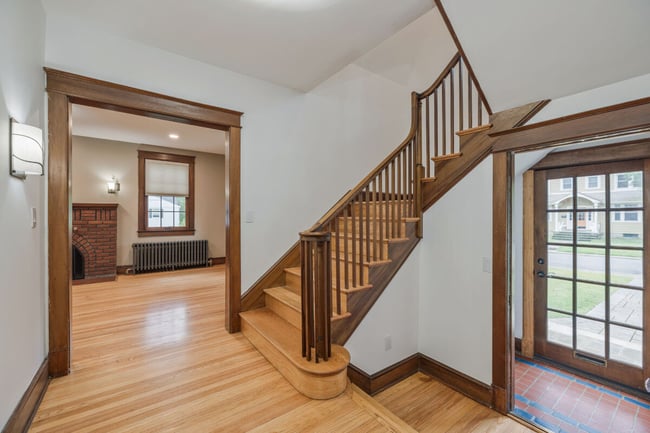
[240, 201, 421, 399]
[238, 51, 519, 400]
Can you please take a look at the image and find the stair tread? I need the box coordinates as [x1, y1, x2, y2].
[265, 286, 301, 312]
[240, 308, 349, 375]
[330, 253, 392, 267]
[431, 152, 462, 162]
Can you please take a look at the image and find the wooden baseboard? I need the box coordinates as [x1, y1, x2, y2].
[117, 258, 225, 275]
[348, 354, 419, 396]
[418, 354, 493, 407]
[210, 257, 226, 265]
[3, 358, 49, 433]
[72, 275, 116, 285]
[348, 352, 492, 407]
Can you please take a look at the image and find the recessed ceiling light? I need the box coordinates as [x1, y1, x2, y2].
[169, 133, 179, 139]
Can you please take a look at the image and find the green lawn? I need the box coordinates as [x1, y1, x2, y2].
[554, 237, 643, 258]
[546, 269, 633, 318]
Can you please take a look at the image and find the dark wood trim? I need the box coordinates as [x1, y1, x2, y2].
[44, 68, 242, 129]
[47, 90, 72, 377]
[419, 354, 494, 407]
[644, 159, 650, 385]
[532, 138, 650, 170]
[210, 257, 226, 265]
[347, 353, 492, 406]
[72, 276, 116, 286]
[46, 69, 243, 376]
[2, 358, 49, 433]
[491, 97, 650, 152]
[433, 0, 492, 115]
[71, 203, 119, 209]
[116, 265, 130, 275]
[241, 242, 300, 312]
[137, 150, 195, 236]
[492, 151, 513, 414]
[225, 126, 242, 333]
[514, 338, 522, 354]
[347, 354, 420, 396]
[137, 229, 196, 237]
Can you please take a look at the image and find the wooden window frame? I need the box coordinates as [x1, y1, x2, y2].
[138, 150, 196, 237]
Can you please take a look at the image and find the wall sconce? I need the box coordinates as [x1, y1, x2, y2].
[10, 118, 44, 179]
[107, 176, 120, 194]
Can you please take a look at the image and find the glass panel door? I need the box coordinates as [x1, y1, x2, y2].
[535, 161, 647, 390]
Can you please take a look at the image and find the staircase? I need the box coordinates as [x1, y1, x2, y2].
[240, 51, 497, 399]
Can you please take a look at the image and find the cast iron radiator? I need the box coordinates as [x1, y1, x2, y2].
[132, 240, 209, 273]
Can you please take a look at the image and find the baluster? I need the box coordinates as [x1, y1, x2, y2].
[434, 89, 439, 163]
[450, 65, 454, 153]
[459, 59, 464, 132]
[357, 195, 363, 286]
[372, 179, 378, 262]
[365, 186, 370, 265]
[343, 205, 349, 291]
[391, 159, 397, 238]
[401, 149, 406, 234]
[478, 96, 483, 125]
[333, 219, 341, 315]
[425, 97, 430, 177]
[442, 78, 447, 156]
[385, 165, 391, 239]
[468, 72, 473, 129]
[378, 169, 388, 260]
[350, 200, 357, 287]
[397, 152, 402, 238]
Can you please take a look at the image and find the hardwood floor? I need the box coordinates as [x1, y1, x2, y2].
[374, 372, 536, 433]
[31, 266, 534, 432]
[30, 267, 392, 432]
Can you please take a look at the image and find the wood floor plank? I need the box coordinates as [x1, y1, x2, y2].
[374, 372, 535, 433]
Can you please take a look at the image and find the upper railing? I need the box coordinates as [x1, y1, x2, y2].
[300, 52, 491, 362]
[418, 53, 492, 178]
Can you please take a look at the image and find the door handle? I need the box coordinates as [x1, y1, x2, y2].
[537, 271, 546, 278]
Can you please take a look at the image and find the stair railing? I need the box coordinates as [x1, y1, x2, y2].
[300, 51, 491, 362]
[417, 53, 492, 178]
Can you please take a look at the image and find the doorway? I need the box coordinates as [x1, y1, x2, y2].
[46, 69, 243, 377]
[533, 160, 648, 390]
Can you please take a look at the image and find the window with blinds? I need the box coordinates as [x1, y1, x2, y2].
[138, 151, 195, 236]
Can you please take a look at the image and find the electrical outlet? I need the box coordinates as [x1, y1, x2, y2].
[384, 335, 392, 351]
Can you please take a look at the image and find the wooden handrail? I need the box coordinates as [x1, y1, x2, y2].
[418, 53, 461, 99]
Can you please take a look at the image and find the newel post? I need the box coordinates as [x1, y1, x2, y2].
[300, 231, 332, 363]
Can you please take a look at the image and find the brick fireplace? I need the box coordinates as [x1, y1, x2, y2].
[72, 203, 118, 284]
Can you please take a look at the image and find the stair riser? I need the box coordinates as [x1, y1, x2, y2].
[349, 204, 415, 218]
[335, 220, 408, 238]
[285, 270, 301, 294]
[332, 260, 369, 284]
[265, 293, 302, 329]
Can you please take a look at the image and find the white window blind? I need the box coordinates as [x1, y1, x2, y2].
[145, 160, 189, 196]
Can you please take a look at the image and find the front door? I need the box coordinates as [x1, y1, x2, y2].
[534, 160, 649, 391]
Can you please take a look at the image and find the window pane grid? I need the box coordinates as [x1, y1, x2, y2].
[545, 170, 644, 365]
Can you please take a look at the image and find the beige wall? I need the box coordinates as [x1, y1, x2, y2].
[71, 136, 225, 266]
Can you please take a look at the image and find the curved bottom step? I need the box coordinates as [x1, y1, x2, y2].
[240, 308, 350, 400]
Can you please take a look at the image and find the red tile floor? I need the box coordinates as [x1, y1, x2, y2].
[514, 358, 650, 433]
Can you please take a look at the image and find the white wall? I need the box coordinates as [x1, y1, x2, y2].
[345, 248, 420, 373]
[71, 136, 226, 265]
[418, 157, 493, 384]
[0, 0, 47, 427]
[44, 7, 451, 295]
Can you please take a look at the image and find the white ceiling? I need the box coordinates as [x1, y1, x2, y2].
[41, 0, 433, 91]
[441, 0, 650, 112]
[72, 105, 226, 154]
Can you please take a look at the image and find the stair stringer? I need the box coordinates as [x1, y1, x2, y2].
[331, 221, 420, 345]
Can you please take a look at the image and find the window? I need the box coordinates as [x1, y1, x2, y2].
[625, 211, 639, 222]
[586, 176, 599, 189]
[615, 172, 642, 190]
[561, 178, 573, 191]
[138, 151, 195, 236]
